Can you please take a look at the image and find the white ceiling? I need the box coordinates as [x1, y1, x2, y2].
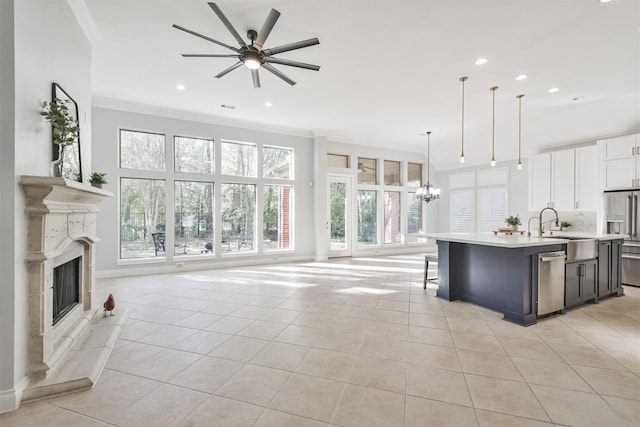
[85, 0, 640, 170]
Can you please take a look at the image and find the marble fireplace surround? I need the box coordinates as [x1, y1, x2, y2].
[20, 176, 114, 393]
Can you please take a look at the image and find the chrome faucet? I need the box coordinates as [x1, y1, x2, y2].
[527, 216, 539, 237]
[538, 207, 560, 237]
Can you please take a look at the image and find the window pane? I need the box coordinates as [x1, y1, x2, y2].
[384, 191, 401, 244]
[407, 192, 425, 243]
[450, 190, 474, 232]
[384, 161, 401, 186]
[327, 153, 349, 168]
[407, 163, 422, 187]
[330, 182, 347, 251]
[263, 146, 292, 179]
[174, 136, 214, 174]
[478, 187, 508, 232]
[357, 190, 377, 245]
[120, 178, 166, 258]
[221, 183, 256, 252]
[263, 185, 292, 250]
[175, 181, 214, 255]
[221, 141, 256, 177]
[358, 157, 377, 184]
[120, 130, 165, 171]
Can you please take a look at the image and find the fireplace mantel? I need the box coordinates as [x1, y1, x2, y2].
[20, 175, 112, 383]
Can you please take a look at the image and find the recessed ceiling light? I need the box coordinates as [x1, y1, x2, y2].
[599, 0, 612, 3]
[475, 57, 488, 65]
[265, 102, 272, 108]
[548, 87, 560, 93]
[515, 74, 527, 81]
[176, 84, 185, 90]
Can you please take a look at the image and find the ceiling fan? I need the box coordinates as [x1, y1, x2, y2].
[173, 2, 320, 87]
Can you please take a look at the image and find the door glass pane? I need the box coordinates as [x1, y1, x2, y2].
[264, 185, 292, 250]
[174, 136, 214, 174]
[174, 181, 214, 255]
[120, 130, 165, 171]
[358, 190, 377, 245]
[263, 146, 292, 179]
[384, 191, 401, 244]
[357, 157, 377, 184]
[407, 192, 425, 243]
[408, 163, 422, 187]
[120, 178, 166, 258]
[330, 182, 347, 251]
[221, 183, 256, 252]
[384, 161, 401, 186]
[221, 141, 256, 177]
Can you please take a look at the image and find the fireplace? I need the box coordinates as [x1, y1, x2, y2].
[20, 176, 111, 382]
[53, 256, 81, 326]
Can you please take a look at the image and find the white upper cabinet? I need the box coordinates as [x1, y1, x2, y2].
[529, 146, 598, 212]
[601, 134, 640, 190]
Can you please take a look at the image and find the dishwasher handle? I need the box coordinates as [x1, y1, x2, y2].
[540, 252, 566, 262]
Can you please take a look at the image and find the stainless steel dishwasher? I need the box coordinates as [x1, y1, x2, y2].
[538, 251, 566, 316]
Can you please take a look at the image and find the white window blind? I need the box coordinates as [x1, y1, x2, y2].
[450, 190, 474, 232]
[477, 187, 508, 232]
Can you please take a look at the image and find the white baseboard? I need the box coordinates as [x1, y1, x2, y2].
[0, 376, 28, 414]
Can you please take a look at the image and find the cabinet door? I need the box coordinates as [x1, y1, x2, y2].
[529, 153, 551, 211]
[565, 263, 582, 308]
[598, 241, 612, 296]
[575, 146, 598, 211]
[603, 134, 637, 160]
[582, 260, 598, 301]
[604, 158, 636, 190]
[552, 149, 575, 211]
[611, 240, 622, 292]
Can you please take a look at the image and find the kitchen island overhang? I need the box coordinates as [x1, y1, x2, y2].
[427, 233, 569, 326]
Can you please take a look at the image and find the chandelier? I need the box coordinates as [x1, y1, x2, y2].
[417, 131, 440, 203]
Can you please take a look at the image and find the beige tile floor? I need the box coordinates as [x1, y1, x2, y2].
[1, 254, 639, 427]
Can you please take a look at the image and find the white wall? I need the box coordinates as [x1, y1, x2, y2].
[91, 106, 316, 275]
[0, 0, 92, 413]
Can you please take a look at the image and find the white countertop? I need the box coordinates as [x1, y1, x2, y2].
[424, 232, 626, 248]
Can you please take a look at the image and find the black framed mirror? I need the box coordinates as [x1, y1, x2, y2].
[51, 83, 82, 181]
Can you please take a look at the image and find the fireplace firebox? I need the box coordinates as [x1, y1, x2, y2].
[52, 256, 81, 325]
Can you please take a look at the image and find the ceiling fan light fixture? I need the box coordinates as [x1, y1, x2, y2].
[243, 51, 262, 69]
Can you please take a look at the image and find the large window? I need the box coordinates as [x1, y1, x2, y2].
[327, 153, 349, 168]
[407, 163, 422, 187]
[384, 191, 401, 244]
[357, 190, 377, 245]
[263, 146, 292, 179]
[221, 184, 256, 252]
[120, 178, 166, 258]
[175, 136, 214, 174]
[221, 141, 256, 177]
[384, 161, 401, 186]
[263, 185, 292, 250]
[175, 181, 213, 254]
[407, 192, 424, 243]
[478, 188, 508, 232]
[358, 157, 377, 184]
[450, 190, 475, 232]
[120, 130, 165, 171]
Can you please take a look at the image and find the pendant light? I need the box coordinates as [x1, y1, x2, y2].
[516, 94, 524, 170]
[459, 76, 468, 163]
[490, 86, 498, 167]
[417, 131, 441, 203]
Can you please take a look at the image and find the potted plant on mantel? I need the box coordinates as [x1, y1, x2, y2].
[40, 98, 79, 177]
[505, 214, 522, 231]
[89, 172, 107, 189]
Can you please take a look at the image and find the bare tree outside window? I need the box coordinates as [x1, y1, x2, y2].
[120, 130, 165, 171]
[120, 178, 166, 258]
[221, 183, 256, 252]
[175, 136, 214, 174]
[221, 141, 256, 177]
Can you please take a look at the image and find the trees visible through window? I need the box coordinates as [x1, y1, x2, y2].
[120, 178, 166, 258]
[358, 190, 377, 244]
[175, 136, 214, 174]
[263, 185, 292, 250]
[175, 181, 213, 255]
[263, 146, 292, 179]
[221, 183, 256, 252]
[407, 192, 425, 243]
[221, 141, 256, 177]
[120, 130, 165, 171]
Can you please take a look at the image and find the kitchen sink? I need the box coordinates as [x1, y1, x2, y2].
[546, 236, 598, 261]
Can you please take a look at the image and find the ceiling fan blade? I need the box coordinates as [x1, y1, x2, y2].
[251, 69, 261, 88]
[254, 8, 280, 50]
[262, 63, 296, 86]
[215, 61, 243, 78]
[264, 57, 320, 71]
[262, 38, 320, 56]
[173, 24, 240, 52]
[207, 2, 247, 48]
[181, 54, 238, 58]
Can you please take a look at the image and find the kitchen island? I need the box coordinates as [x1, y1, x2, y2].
[426, 232, 624, 326]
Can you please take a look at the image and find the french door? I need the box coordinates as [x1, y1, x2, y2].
[327, 174, 353, 257]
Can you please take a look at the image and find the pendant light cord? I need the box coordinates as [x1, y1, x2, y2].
[491, 86, 498, 163]
[459, 76, 468, 161]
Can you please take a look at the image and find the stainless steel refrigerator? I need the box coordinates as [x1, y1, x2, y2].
[604, 190, 640, 286]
